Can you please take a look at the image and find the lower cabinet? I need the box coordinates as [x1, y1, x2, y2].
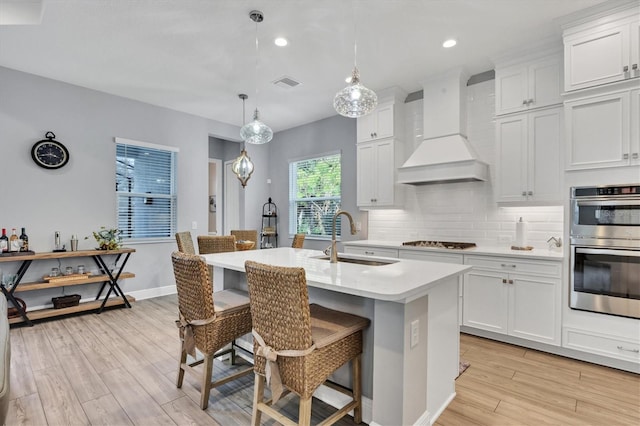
[563, 327, 640, 363]
[463, 255, 561, 346]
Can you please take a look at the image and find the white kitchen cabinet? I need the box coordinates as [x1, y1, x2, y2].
[356, 101, 395, 142]
[563, 9, 639, 92]
[496, 107, 562, 203]
[463, 256, 561, 346]
[357, 139, 402, 208]
[495, 54, 563, 115]
[564, 90, 638, 170]
[343, 245, 399, 258]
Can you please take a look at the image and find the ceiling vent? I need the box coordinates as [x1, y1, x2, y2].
[272, 76, 301, 89]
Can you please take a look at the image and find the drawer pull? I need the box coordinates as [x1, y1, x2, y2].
[501, 263, 516, 268]
[502, 278, 507, 284]
[616, 345, 639, 353]
[364, 251, 374, 255]
[508, 279, 514, 284]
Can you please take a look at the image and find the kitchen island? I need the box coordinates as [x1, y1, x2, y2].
[203, 247, 471, 426]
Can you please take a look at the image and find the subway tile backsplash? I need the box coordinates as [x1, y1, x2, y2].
[367, 80, 563, 248]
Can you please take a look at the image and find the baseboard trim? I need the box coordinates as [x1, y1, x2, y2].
[429, 392, 456, 425]
[129, 285, 176, 301]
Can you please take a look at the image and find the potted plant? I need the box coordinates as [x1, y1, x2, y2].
[86, 227, 122, 250]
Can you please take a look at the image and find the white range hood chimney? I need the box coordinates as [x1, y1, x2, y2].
[397, 69, 489, 185]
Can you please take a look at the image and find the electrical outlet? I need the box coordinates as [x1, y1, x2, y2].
[410, 320, 419, 348]
[356, 221, 362, 232]
[191, 221, 197, 230]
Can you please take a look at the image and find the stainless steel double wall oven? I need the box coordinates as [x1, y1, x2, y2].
[570, 184, 640, 319]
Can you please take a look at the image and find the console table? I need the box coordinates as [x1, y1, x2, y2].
[0, 248, 135, 326]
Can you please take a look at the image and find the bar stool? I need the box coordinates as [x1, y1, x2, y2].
[197, 235, 237, 254]
[291, 233, 305, 249]
[175, 231, 196, 254]
[171, 251, 253, 409]
[244, 260, 370, 426]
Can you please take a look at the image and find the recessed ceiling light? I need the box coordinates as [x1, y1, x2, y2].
[442, 39, 457, 48]
[274, 37, 288, 47]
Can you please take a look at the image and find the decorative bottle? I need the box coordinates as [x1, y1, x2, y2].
[9, 228, 19, 252]
[0, 229, 7, 253]
[19, 227, 29, 252]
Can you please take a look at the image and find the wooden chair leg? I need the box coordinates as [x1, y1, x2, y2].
[298, 397, 312, 426]
[251, 373, 265, 426]
[200, 353, 214, 409]
[353, 354, 363, 423]
[231, 341, 237, 366]
[176, 344, 187, 388]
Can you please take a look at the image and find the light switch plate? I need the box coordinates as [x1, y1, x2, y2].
[410, 320, 419, 348]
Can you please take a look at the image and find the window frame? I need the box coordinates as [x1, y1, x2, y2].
[288, 151, 342, 241]
[114, 137, 179, 243]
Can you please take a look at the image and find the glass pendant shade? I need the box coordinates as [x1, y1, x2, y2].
[231, 149, 254, 187]
[333, 66, 378, 118]
[240, 108, 273, 144]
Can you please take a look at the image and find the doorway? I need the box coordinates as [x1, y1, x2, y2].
[208, 159, 223, 235]
[224, 160, 240, 235]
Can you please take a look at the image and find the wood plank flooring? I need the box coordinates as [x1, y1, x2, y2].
[7, 294, 639, 425]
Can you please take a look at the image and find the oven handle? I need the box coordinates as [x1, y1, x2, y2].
[576, 199, 640, 207]
[575, 247, 640, 258]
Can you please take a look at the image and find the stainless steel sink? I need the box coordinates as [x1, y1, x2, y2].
[314, 255, 397, 266]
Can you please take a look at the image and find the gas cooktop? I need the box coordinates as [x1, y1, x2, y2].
[402, 240, 477, 250]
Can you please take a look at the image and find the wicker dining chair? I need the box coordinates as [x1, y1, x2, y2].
[291, 233, 305, 249]
[171, 251, 253, 409]
[244, 260, 370, 426]
[175, 231, 196, 254]
[230, 230, 258, 250]
[197, 235, 236, 254]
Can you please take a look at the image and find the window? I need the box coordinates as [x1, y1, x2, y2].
[115, 137, 178, 240]
[289, 152, 341, 239]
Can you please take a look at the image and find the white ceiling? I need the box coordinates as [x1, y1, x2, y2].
[0, 0, 610, 136]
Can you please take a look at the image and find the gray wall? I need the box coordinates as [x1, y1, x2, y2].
[0, 66, 239, 307]
[266, 114, 368, 251]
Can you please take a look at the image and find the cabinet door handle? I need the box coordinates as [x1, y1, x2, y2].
[623, 65, 629, 72]
[364, 251, 374, 255]
[616, 345, 640, 353]
[633, 153, 639, 159]
[522, 100, 527, 105]
[502, 278, 507, 284]
[527, 191, 533, 196]
[633, 64, 638, 70]
[623, 153, 630, 160]
[501, 263, 516, 268]
[528, 99, 534, 105]
[521, 191, 527, 196]
[508, 279, 514, 284]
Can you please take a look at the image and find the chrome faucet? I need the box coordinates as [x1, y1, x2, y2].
[328, 210, 358, 263]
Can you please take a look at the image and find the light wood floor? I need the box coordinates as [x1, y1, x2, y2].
[7, 294, 639, 425]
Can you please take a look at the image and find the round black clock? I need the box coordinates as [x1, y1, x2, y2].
[31, 132, 70, 169]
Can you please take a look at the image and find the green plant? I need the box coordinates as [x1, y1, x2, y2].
[86, 226, 122, 250]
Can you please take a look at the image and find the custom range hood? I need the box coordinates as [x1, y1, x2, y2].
[397, 69, 489, 185]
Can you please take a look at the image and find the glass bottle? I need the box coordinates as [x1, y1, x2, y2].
[19, 227, 29, 252]
[9, 228, 19, 252]
[0, 229, 8, 253]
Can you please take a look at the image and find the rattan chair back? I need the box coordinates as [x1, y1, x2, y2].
[175, 231, 196, 254]
[230, 230, 258, 249]
[197, 235, 236, 254]
[291, 233, 305, 248]
[245, 261, 313, 353]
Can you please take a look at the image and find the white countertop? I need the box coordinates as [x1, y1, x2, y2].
[203, 247, 470, 303]
[343, 240, 564, 261]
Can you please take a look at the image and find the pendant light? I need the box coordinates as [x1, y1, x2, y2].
[240, 10, 273, 145]
[232, 94, 255, 187]
[333, 3, 377, 118]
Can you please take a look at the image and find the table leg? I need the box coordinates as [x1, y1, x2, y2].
[92, 253, 132, 312]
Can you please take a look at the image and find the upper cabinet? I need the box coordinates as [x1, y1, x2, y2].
[565, 89, 639, 170]
[356, 101, 395, 142]
[355, 87, 407, 209]
[563, 6, 639, 92]
[495, 53, 563, 115]
[496, 107, 563, 203]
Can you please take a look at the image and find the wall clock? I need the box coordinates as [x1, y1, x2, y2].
[31, 131, 70, 169]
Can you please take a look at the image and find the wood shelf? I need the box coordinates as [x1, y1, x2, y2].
[0, 248, 135, 263]
[13, 272, 135, 293]
[9, 295, 136, 324]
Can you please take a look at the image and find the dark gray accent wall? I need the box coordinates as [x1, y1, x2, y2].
[267, 114, 368, 251]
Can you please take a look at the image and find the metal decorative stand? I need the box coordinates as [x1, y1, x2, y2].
[260, 198, 278, 249]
